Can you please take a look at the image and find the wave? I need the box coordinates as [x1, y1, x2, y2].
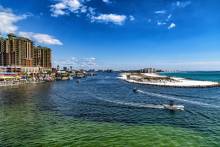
[137, 90, 219, 108]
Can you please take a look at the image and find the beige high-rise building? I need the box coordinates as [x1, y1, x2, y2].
[0, 36, 7, 66]
[0, 34, 52, 70]
[33, 46, 52, 68]
[0, 33, 33, 67]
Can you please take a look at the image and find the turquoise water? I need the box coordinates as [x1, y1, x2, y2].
[160, 71, 220, 82]
[1, 72, 220, 146]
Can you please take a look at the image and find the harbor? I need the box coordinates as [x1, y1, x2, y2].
[0, 68, 96, 87]
[1, 0, 220, 146]
[1, 72, 220, 146]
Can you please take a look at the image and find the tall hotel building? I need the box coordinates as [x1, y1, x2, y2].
[33, 46, 52, 68]
[0, 33, 33, 66]
[0, 34, 52, 73]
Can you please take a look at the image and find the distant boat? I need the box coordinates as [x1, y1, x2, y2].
[61, 77, 69, 80]
[133, 88, 138, 93]
[163, 104, 184, 111]
[162, 100, 184, 111]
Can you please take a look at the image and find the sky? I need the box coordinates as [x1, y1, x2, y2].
[0, 0, 220, 70]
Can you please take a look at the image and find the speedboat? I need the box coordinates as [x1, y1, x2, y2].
[133, 88, 138, 93]
[163, 104, 184, 111]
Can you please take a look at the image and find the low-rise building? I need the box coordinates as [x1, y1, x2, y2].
[140, 68, 156, 73]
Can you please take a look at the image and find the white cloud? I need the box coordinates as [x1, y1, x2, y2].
[54, 57, 97, 69]
[175, 1, 191, 8]
[0, 6, 28, 34]
[80, 6, 87, 13]
[129, 15, 135, 21]
[19, 32, 63, 45]
[167, 14, 172, 20]
[168, 23, 176, 29]
[102, 0, 111, 3]
[157, 21, 166, 26]
[154, 10, 166, 14]
[153, 1, 191, 29]
[50, 0, 82, 17]
[91, 14, 127, 25]
[0, 5, 62, 46]
[50, 0, 132, 25]
[86, 7, 96, 16]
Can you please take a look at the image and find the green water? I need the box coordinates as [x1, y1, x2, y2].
[1, 105, 219, 147]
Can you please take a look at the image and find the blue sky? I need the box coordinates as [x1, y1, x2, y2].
[0, 0, 220, 70]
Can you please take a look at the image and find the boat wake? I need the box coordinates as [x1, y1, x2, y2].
[95, 96, 165, 109]
[88, 92, 165, 109]
[137, 90, 219, 108]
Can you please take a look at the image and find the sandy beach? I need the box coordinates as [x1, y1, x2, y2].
[119, 73, 220, 88]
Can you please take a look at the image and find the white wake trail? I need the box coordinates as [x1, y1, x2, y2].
[89, 92, 165, 109]
[137, 90, 219, 108]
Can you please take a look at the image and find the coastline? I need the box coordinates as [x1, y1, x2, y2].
[119, 72, 220, 88]
[0, 80, 45, 87]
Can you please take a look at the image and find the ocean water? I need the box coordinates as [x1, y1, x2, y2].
[160, 71, 220, 82]
[1, 72, 220, 146]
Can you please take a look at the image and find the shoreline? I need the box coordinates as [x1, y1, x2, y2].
[119, 73, 220, 88]
[0, 80, 45, 87]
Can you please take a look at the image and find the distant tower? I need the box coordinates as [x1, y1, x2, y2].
[70, 66, 73, 71]
[57, 65, 60, 70]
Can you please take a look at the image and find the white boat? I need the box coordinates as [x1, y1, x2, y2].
[163, 104, 184, 111]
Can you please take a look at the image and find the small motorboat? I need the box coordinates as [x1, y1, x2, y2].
[76, 80, 80, 84]
[163, 100, 184, 111]
[163, 104, 184, 111]
[133, 88, 138, 93]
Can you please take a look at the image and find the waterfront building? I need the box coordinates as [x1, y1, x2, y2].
[0, 34, 52, 74]
[57, 65, 60, 70]
[33, 46, 52, 68]
[63, 67, 68, 71]
[0, 33, 33, 67]
[140, 68, 156, 73]
[0, 66, 21, 73]
[0, 71, 20, 81]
